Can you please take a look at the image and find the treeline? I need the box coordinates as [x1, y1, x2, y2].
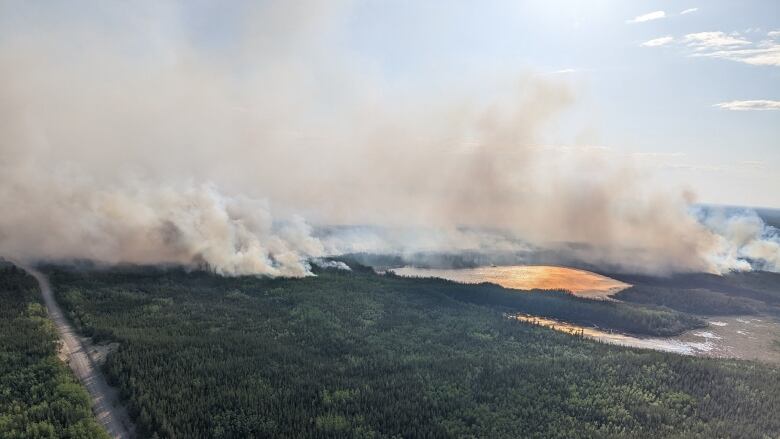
[386, 273, 705, 336]
[0, 263, 108, 439]
[45, 264, 780, 438]
[615, 285, 761, 315]
[611, 270, 780, 317]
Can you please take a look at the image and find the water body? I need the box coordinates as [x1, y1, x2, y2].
[393, 265, 780, 363]
[515, 314, 780, 363]
[392, 265, 630, 299]
[514, 314, 712, 354]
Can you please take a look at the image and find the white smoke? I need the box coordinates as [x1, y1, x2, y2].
[0, 167, 323, 276]
[0, 1, 778, 276]
[698, 208, 780, 272]
[311, 258, 352, 271]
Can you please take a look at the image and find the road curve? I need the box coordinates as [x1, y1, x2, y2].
[24, 266, 135, 439]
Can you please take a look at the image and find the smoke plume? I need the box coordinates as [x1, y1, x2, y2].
[0, 1, 777, 276]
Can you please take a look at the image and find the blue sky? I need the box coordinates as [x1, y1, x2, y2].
[2, 0, 778, 207]
[339, 0, 779, 207]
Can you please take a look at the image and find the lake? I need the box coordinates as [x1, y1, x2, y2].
[392, 265, 780, 363]
[392, 265, 630, 299]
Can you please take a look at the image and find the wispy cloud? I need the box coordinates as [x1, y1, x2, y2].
[626, 11, 666, 24]
[684, 31, 750, 49]
[641, 36, 674, 47]
[683, 31, 780, 66]
[643, 29, 780, 67]
[713, 100, 780, 111]
[550, 68, 577, 74]
[697, 47, 780, 66]
[680, 8, 699, 15]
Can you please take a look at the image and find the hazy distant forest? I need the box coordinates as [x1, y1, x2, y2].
[2, 261, 777, 438]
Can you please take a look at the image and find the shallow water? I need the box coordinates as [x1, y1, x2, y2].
[392, 265, 780, 363]
[514, 314, 780, 363]
[392, 265, 630, 299]
[514, 314, 712, 355]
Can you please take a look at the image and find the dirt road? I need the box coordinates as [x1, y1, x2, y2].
[25, 267, 135, 439]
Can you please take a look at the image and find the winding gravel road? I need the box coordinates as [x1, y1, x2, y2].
[25, 267, 135, 439]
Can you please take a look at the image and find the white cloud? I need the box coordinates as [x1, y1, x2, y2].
[681, 8, 699, 15]
[643, 29, 780, 67]
[641, 36, 674, 47]
[684, 31, 750, 49]
[696, 45, 780, 66]
[626, 11, 666, 24]
[713, 100, 780, 111]
[550, 68, 577, 74]
[681, 31, 780, 66]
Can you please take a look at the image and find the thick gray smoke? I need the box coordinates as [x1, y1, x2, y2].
[1, 1, 777, 276]
[0, 173, 324, 276]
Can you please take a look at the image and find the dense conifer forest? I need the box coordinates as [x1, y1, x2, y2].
[613, 271, 780, 317]
[0, 263, 108, 439]
[36, 263, 780, 438]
